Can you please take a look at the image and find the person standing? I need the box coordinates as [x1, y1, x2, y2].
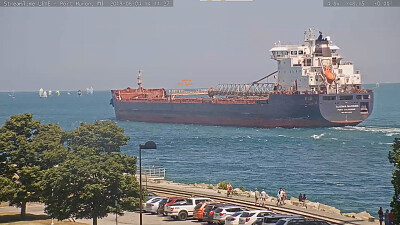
[282, 189, 287, 205]
[261, 189, 267, 206]
[389, 210, 394, 225]
[299, 193, 303, 202]
[385, 209, 390, 225]
[378, 207, 384, 225]
[227, 184, 232, 197]
[255, 188, 260, 205]
[277, 188, 282, 206]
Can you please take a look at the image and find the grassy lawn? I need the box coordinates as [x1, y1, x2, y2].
[0, 212, 87, 225]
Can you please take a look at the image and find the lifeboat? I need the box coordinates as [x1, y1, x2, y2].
[324, 66, 336, 84]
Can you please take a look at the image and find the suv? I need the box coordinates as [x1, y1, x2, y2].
[204, 203, 232, 224]
[194, 201, 221, 221]
[158, 197, 186, 216]
[165, 197, 213, 221]
[213, 205, 247, 225]
[262, 214, 304, 225]
[239, 210, 273, 225]
[276, 218, 331, 225]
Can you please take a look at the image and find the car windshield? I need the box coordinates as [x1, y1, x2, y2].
[276, 220, 287, 225]
[264, 218, 281, 223]
[215, 208, 223, 213]
[232, 212, 243, 217]
[150, 198, 161, 203]
[204, 205, 213, 212]
[241, 212, 255, 217]
[194, 203, 202, 210]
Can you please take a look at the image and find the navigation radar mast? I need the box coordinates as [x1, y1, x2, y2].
[137, 70, 143, 89]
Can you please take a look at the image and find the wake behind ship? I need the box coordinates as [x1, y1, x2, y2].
[111, 28, 373, 128]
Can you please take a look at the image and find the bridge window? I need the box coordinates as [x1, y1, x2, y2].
[356, 95, 362, 99]
[363, 95, 370, 99]
[298, 50, 304, 54]
[291, 51, 297, 55]
[339, 95, 353, 100]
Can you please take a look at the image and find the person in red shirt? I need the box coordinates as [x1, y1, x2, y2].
[389, 210, 394, 225]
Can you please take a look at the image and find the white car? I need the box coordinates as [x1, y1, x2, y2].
[239, 210, 272, 225]
[146, 197, 168, 213]
[213, 205, 247, 225]
[225, 211, 244, 225]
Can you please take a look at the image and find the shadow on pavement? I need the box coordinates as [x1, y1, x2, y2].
[0, 213, 50, 223]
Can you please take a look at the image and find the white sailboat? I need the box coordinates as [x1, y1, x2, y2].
[39, 88, 47, 98]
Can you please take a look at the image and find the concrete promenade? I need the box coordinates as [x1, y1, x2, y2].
[0, 179, 380, 225]
[146, 179, 379, 225]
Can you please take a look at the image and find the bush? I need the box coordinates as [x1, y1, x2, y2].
[238, 186, 246, 192]
[217, 181, 230, 190]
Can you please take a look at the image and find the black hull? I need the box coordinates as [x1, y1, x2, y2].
[111, 93, 373, 128]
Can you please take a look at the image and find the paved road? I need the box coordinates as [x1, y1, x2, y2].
[0, 203, 200, 225]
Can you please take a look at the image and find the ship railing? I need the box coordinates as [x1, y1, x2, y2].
[209, 83, 274, 97]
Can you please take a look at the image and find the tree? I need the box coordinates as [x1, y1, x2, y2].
[388, 137, 400, 224]
[41, 121, 139, 225]
[0, 113, 66, 218]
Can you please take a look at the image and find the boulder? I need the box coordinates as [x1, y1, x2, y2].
[318, 204, 340, 214]
[305, 201, 320, 211]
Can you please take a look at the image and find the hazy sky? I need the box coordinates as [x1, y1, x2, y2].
[0, 0, 399, 91]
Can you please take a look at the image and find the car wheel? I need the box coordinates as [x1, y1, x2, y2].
[178, 211, 188, 221]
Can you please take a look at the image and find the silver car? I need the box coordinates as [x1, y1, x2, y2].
[213, 205, 247, 225]
[262, 214, 304, 225]
[145, 197, 167, 214]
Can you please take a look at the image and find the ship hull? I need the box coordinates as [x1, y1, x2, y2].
[112, 93, 373, 128]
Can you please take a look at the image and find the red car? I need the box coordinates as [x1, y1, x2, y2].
[158, 197, 187, 216]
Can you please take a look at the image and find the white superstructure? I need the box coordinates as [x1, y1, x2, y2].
[269, 28, 362, 94]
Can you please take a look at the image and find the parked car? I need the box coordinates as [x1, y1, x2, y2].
[276, 218, 330, 225]
[239, 210, 273, 225]
[142, 197, 165, 213]
[262, 214, 304, 225]
[146, 197, 168, 214]
[165, 197, 213, 221]
[158, 197, 186, 216]
[156, 198, 169, 214]
[194, 201, 221, 221]
[204, 203, 232, 224]
[213, 205, 247, 225]
[225, 211, 244, 225]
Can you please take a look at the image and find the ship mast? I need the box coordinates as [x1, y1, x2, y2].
[137, 70, 143, 89]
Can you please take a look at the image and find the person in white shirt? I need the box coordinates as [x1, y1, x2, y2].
[261, 189, 267, 206]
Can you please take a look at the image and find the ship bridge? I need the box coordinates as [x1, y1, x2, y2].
[268, 28, 362, 95]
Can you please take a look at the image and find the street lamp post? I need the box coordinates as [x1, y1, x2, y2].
[139, 141, 157, 225]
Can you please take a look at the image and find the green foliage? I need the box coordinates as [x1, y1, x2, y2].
[217, 181, 230, 190]
[40, 121, 138, 225]
[65, 121, 130, 154]
[1, 114, 139, 225]
[0, 114, 65, 217]
[238, 186, 246, 192]
[388, 137, 400, 224]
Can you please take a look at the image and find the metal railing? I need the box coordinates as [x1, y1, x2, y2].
[141, 166, 166, 180]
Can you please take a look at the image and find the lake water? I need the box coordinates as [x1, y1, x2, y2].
[1, 83, 399, 216]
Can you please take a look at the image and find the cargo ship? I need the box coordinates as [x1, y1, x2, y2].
[111, 28, 373, 128]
